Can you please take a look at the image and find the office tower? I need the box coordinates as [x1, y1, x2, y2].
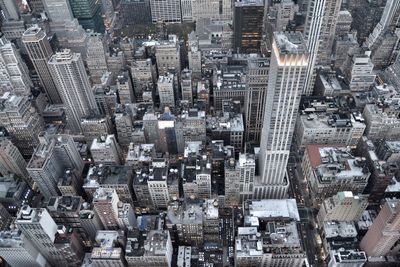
[267, 0, 298, 34]
[92, 188, 120, 230]
[363, 103, 400, 141]
[117, 71, 134, 105]
[16, 206, 68, 266]
[238, 153, 255, 202]
[225, 158, 240, 206]
[188, 38, 201, 74]
[0, 138, 30, 183]
[155, 35, 181, 76]
[86, 32, 109, 85]
[181, 69, 193, 104]
[191, 0, 220, 22]
[328, 249, 366, 267]
[0, 0, 19, 20]
[257, 32, 308, 199]
[317, 0, 342, 65]
[53, 227, 85, 266]
[125, 230, 173, 267]
[348, 51, 376, 92]
[27, 0, 45, 14]
[81, 116, 112, 144]
[90, 134, 122, 165]
[158, 73, 176, 109]
[360, 199, 400, 256]
[48, 49, 98, 133]
[317, 191, 368, 224]
[130, 56, 156, 101]
[22, 26, 62, 104]
[0, 229, 50, 267]
[147, 159, 171, 209]
[120, 0, 152, 25]
[0, 203, 12, 230]
[244, 56, 269, 144]
[0, 93, 44, 157]
[303, 145, 370, 207]
[335, 10, 352, 38]
[366, 0, 400, 50]
[233, 0, 264, 53]
[181, 0, 193, 21]
[79, 206, 104, 242]
[69, 0, 104, 32]
[149, 0, 181, 23]
[42, 0, 74, 24]
[27, 134, 84, 200]
[91, 231, 127, 266]
[302, 0, 326, 95]
[0, 36, 32, 96]
[296, 110, 366, 147]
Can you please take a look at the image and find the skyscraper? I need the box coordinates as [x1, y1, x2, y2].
[0, 138, 30, 184]
[302, 0, 326, 95]
[0, 0, 20, 20]
[317, 0, 342, 65]
[48, 49, 98, 133]
[22, 26, 62, 104]
[233, 0, 264, 53]
[42, 0, 74, 24]
[86, 32, 109, 85]
[360, 199, 400, 256]
[257, 32, 308, 199]
[16, 206, 68, 266]
[69, 0, 104, 32]
[149, 0, 182, 23]
[0, 36, 32, 96]
[0, 93, 44, 157]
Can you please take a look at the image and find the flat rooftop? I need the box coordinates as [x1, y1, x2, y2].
[244, 199, 300, 221]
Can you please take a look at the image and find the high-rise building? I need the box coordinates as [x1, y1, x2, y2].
[149, 0, 181, 23]
[22, 26, 62, 104]
[16, 206, 68, 266]
[27, 134, 84, 200]
[233, 0, 264, 53]
[257, 32, 308, 199]
[348, 51, 376, 92]
[120, 0, 152, 25]
[90, 135, 122, 165]
[86, 32, 109, 85]
[42, 0, 74, 24]
[0, 229, 50, 267]
[158, 73, 176, 109]
[0, 36, 32, 96]
[244, 55, 269, 144]
[317, 0, 342, 65]
[69, 0, 104, 32]
[91, 231, 127, 267]
[155, 35, 181, 76]
[0, 0, 19, 20]
[0, 138, 30, 184]
[147, 159, 171, 209]
[0, 203, 12, 230]
[317, 191, 368, 224]
[360, 199, 400, 256]
[181, 69, 193, 104]
[117, 71, 134, 105]
[48, 49, 98, 133]
[0, 93, 44, 157]
[92, 188, 120, 230]
[191, 0, 219, 22]
[238, 153, 255, 202]
[302, 0, 326, 95]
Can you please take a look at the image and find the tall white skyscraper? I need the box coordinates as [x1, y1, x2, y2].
[86, 32, 108, 85]
[48, 49, 98, 133]
[22, 26, 62, 104]
[0, 36, 32, 96]
[302, 0, 326, 95]
[149, 0, 182, 23]
[0, 138, 30, 184]
[258, 32, 308, 199]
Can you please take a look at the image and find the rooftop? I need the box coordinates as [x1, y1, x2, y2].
[166, 201, 203, 225]
[84, 165, 131, 188]
[243, 199, 300, 221]
[274, 32, 307, 55]
[324, 221, 358, 239]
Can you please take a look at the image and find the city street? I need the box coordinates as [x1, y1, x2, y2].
[288, 150, 325, 267]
